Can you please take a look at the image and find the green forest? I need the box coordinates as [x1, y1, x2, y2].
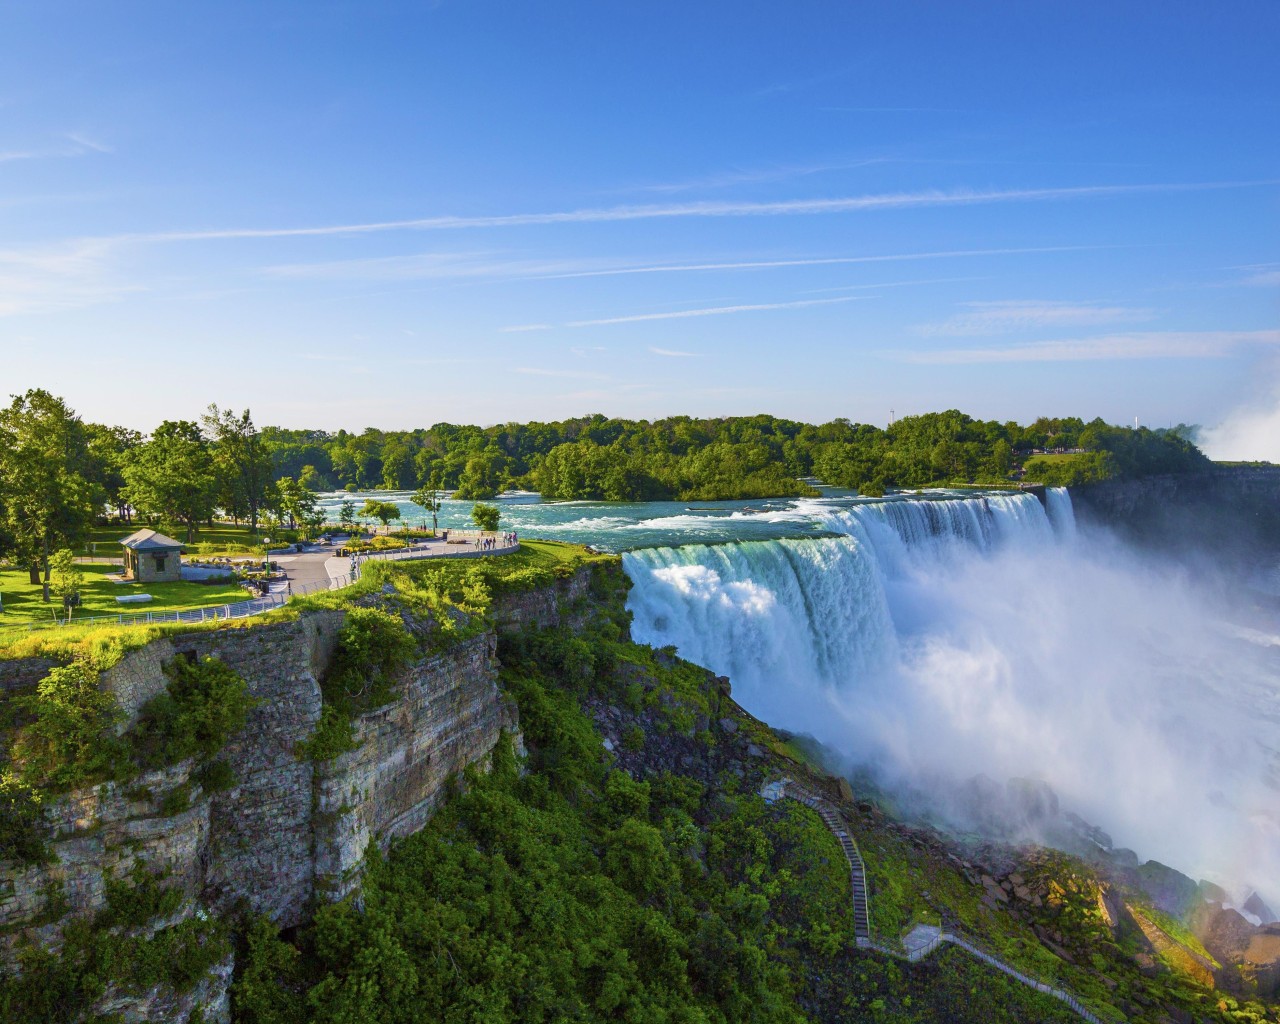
[0, 388, 1209, 601]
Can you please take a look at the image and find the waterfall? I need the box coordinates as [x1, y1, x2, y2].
[623, 489, 1280, 905]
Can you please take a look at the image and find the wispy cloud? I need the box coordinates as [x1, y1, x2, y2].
[536, 245, 1104, 282]
[118, 180, 1274, 243]
[501, 323, 555, 334]
[0, 133, 112, 164]
[63, 132, 113, 154]
[0, 239, 139, 316]
[1236, 263, 1280, 287]
[635, 158, 891, 194]
[899, 330, 1280, 364]
[512, 367, 610, 380]
[559, 295, 857, 329]
[262, 244, 1103, 288]
[649, 346, 697, 357]
[917, 300, 1156, 337]
[264, 251, 587, 282]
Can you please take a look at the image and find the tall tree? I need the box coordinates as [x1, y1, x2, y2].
[83, 423, 142, 522]
[410, 473, 444, 534]
[122, 420, 216, 543]
[0, 390, 100, 600]
[202, 405, 274, 530]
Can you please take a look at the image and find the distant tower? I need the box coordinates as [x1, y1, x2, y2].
[889, 409, 895, 426]
[1134, 415, 1139, 428]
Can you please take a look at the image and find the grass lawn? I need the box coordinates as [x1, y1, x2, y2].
[0, 562, 250, 631]
[1021, 452, 1084, 466]
[78, 521, 300, 557]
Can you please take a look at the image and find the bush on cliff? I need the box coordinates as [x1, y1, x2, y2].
[10, 660, 123, 790]
[130, 655, 255, 770]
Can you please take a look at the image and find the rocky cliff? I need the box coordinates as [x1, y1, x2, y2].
[0, 564, 607, 1023]
[1071, 465, 1280, 559]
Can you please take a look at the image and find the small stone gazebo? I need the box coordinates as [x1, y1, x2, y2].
[119, 529, 185, 583]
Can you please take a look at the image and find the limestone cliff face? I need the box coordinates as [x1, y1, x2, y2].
[1071, 465, 1280, 558]
[0, 579, 547, 1022]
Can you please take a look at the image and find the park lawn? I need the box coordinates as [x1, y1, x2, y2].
[0, 562, 250, 631]
[79, 521, 299, 557]
[1022, 452, 1084, 466]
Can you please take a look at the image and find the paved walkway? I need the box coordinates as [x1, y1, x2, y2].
[269, 534, 520, 594]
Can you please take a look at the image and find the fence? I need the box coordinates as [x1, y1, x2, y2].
[0, 533, 521, 637]
[771, 776, 1113, 1024]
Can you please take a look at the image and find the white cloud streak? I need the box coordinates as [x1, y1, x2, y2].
[119, 180, 1274, 243]
[562, 295, 857, 329]
[535, 245, 1103, 281]
[917, 300, 1156, 337]
[0, 239, 139, 316]
[900, 330, 1280, 364]
[512, 367, 610, 380]
[649, 347, 697, 357]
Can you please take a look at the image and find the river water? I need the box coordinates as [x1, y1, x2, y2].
[319, 486, 1280, 904]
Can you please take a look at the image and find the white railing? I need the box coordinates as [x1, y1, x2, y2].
[0, 534, 519, 637]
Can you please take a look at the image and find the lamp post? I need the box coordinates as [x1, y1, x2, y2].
[263, 538, 271, 577]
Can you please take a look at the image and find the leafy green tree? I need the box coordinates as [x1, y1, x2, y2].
[338, 499, 357, 534]
[83, 422, 142, 522]
[297, 463, 332, 492]
[361, 499, 401, 528]
[12, 661, 122, 789]
[453, 446, 510, 499]
[410, 474, 444, 533]
[48, 548, 85, 620]
[122, 420, 217, 543]
[276, 477, 323, 535]
[203, 405, 274, 530]
[471, 502, 500, 532]
[0, 389, 101, 600]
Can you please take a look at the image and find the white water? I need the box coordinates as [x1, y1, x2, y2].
[625, 489, 1280, 904]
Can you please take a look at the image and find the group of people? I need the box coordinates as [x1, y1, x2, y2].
[476, 531, 518, 551]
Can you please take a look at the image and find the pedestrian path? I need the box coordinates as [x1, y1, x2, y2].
[764, 777, 1113, 1024]
[14, 534, 521, 633]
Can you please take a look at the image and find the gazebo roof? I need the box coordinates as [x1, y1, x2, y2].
[119, 528, 185, 551]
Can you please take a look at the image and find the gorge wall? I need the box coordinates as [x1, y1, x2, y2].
[1070, 464, 1280, 559]
[0, 565, 607, 1023]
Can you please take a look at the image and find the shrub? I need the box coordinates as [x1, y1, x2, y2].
[11, 661, 123, 790]
[193, 759, 237, 794]
[98, 862, 184, 931]
[0, 775, 50, 865]
[129, 656, 255, 770]
[295, 704, 359, 762]
[324, 607, 416, 707]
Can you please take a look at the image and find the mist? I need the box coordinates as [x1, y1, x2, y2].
[1202, 384, 1280, 463]
[624, 495, 1280, 908]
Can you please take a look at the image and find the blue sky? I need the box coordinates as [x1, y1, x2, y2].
[2, 1, 1278, 438]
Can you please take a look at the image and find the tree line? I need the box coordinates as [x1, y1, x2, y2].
[0, 389, 1209, 598]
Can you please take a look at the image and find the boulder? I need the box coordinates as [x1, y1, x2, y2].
[1134, 860, 1200, 919]
[1244, 892, 1278, 925]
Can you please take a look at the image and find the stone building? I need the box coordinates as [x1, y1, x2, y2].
[119, 528, 185, 583]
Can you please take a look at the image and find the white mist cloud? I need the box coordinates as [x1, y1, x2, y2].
[1202, 385, 1280, 462]
[625, 503, 1280, 908]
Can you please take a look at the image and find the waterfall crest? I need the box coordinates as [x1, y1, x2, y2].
[624, 488, 1280, 904]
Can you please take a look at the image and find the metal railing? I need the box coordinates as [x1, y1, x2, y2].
[770, 776, 1115, 1024]
[0, 535, 520, 637]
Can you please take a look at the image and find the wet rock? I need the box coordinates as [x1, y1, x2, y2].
[1244, 892, 1278, 925]
[1198, 879, 1228, 904]
[718, 717, 738, 735]
[1134, 860, 1200, 919]
[746, 743, 766, 758]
